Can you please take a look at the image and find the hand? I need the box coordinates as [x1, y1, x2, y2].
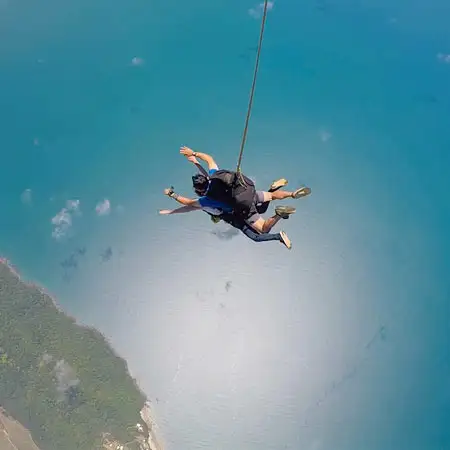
[158, 209, 172, 215]
[186, 155, 199, 164]
[180, 146, 194, 157]
[164, 187, 174, 197]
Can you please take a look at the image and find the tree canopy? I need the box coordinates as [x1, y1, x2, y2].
[0, 261, 147, 450]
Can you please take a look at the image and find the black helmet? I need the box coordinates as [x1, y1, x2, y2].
[192, 173, 209, 195]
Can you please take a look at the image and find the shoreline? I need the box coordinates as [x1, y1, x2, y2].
[0, 256, 143, 390]
[0, 256, 165, 450]
[140, 403, 165, 450]
[0, 256, 63, 312]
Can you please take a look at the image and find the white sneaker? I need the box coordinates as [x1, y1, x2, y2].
[279, 231, 292, 249]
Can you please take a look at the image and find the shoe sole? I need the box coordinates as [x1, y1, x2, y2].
[275, 206, 296, 216]
[269, 178, 288, 192]
[279, 231, 292, 249]
[292, 186, 311, 199]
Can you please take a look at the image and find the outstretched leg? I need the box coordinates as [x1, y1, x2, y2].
[256, 178, 288, 214]
[219, 211, 292, 249]
[240, 224, 291, 249]
[255, 186, 311, 213]
[270, 186, 311, 200]
[256, 180, 311, 213]
[246, 205, 296, 234]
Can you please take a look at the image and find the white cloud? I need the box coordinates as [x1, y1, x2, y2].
[66, 199, 80, 212]
[39, 352, 53, 368]
[437, 53, 450, 63]
[95, 198, 111, 216]
[51, 209, 72, 240]
[248, 1, 274, 19]
[51, 199, 81, 240]
[21, 188, 32, 204]
[319, 129, 332, 142]
[53, 359, 80, 401]
[131, 56, 144, 66]
[41, 352, 53, 364]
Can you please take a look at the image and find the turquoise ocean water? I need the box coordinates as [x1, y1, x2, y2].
[1, 0, 450, 449]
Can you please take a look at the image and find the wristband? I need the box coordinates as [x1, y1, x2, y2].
[171, 193, 179, 200]
[192, 152, 197, 157]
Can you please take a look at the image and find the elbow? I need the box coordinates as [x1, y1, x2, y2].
[204, 156, 216, 168]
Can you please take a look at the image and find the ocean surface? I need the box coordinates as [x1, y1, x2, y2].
[1, 0, 450, 449]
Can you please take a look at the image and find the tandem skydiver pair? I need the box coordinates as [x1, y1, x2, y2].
[158, 146, 311, 250]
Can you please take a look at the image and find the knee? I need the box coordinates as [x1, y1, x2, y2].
[251, 220, 265, 234]
[261, 223, 271, 234]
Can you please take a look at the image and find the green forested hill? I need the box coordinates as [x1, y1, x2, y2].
[0, 261, 147, 450]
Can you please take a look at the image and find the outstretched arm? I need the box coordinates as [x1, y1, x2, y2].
[180, 146, 218, 171]
[172, 195, 197, 206]
[164, 188, 198, 206]
[159, 204, 201, 215]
